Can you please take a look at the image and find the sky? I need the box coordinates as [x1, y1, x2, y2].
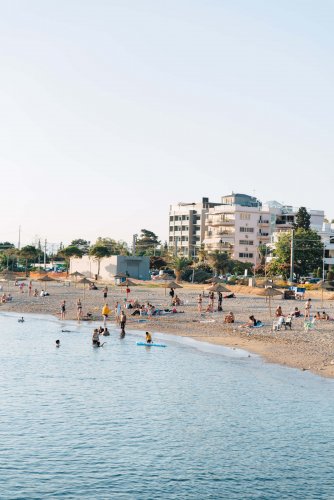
[0, 0, 334, 249]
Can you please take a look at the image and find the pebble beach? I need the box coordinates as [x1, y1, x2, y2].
[1, 280, 334, 378]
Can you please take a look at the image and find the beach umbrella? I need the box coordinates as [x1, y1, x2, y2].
[37, 275, 56, 291]
[78, 277, 93, 300]
[161, 280, 183, 297]
[117, 279, 137, 299]
[257, 287, 283, 317]
[206, 284, 231, 293]
[70, 271, 84, 287]
[317, 280, 334, 308]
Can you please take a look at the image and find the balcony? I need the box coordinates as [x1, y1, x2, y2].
[207, 218, 235, 226]
[324, 258, 334, 265]
[258, 219, 270, 225]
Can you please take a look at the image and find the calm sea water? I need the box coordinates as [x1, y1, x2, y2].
[0, 312, 334, 499]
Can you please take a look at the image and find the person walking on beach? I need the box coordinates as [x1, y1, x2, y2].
[169, 288, 175, 301]
[77, 298, 83, 320]
[102, 303, 111, 327]
[103, 286, 108, 300]
[305, 298, 312, 319]
[218, 292, 223, 312]
[209, 291, 215, 309]
[197, 293, 202, 313]
[120, 311, 127, 337]
[60, 300, 66, 320]
[28, 281, 32, 296]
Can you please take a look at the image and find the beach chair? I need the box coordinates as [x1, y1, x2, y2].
[284, 317, 292, 330]
[273, 316, 285, 331]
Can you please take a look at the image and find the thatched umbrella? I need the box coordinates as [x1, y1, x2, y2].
[0, 271, 17, 292]
[206, 283, 231, 293]
[117, 278, 137, 299]
[160, 280, 182, 297]
[37, 275, 56, 291]
[262, 279, 275, 288]
[70, 271, 84, 287]
[317, 280, 334, 308]
[257, 287, 283, 317]
[78, 277, 93, 300]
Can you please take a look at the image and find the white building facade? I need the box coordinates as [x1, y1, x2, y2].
[168, 198, 220, 257]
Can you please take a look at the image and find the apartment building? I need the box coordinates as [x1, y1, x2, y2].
[168, 197, 220, 257]
[203, 193, 272, 265]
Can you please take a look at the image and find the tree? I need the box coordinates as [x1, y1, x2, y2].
[294, 207, 311, 230]
[135, 229, 160, 255]
[169, 256, 192, 282]
[208, 251, 232, 275]
[71, 239, 91, 253]
[150, 256, 167, 270]
[59, 245, 84, 271]
[274, 228, 323, 278]
[94, 237, 128, 255]
[19, 245, 39, 275]
[89, 244, 111, 278]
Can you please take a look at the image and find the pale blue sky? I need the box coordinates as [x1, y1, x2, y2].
[1, 0, 333, 247]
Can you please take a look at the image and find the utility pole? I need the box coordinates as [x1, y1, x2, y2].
[132, 234, 138, 256]
[44, 239, 47, 271]
[322, 243, 326, 281]
[290, 229, 294, 284]
[18, 225, 21, 250]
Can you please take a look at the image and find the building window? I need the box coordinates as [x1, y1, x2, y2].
[240, 213, 251, 220]
[239, 240, 253, 245]
[239, 252, 254, 258]
[240, 227, 254, 232]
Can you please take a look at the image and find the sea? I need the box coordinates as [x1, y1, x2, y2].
[0, 312, 333, 499]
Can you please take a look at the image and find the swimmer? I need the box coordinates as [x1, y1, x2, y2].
[55, 340, 60, 347]
[61, 329, 71, 333]
[18, 317, 24, 323]
[145, 331, 153, 343]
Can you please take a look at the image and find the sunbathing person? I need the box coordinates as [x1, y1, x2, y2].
[315, 311, 322, 320]
[224, 312, 235, 323]
[322, 311, 330, 320]
[240, 315, 261, 328]
[291, 307, 301, 318]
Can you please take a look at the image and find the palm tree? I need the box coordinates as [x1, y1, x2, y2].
[89, 244, 111, 278]
[169, 256, 192, 283]
[208, 251, 231, 276]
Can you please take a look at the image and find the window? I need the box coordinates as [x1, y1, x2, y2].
[240, 213, 251, 220]
[181, 226, 188, 231]
[239, 240, 253, 245]
[239, 252, 254, 258]
[240, 227, 254, 232]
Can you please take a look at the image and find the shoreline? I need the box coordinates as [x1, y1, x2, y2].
[1, 282, 334, 378]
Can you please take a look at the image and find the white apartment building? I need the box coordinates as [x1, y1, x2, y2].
[168, 197, 220, 257]
[203, 193, 272, 265]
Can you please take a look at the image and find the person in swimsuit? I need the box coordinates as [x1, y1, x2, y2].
[92, 329, 100, 346]
[77, 299, 83, 320]
[60, 300, 66, 320]
[120, 311, 127, 336]
[145, 332, 152, 343]
[55, 340, 60, 347]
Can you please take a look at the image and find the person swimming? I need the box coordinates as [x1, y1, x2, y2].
[145, 331, 153, 343]
[55, 340, 60, 347]
[61, 329, 71, 333]
[18, 317, 24, 323]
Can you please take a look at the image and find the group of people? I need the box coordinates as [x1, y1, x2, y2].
[197, 291, 224, 313]
[1, 293, 12, 303]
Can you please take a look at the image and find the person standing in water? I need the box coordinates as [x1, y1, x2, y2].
[77, 298, 83, 320]
[120, 311, 127, 336]
[102, 303, 111, 327]
[60, 300, 66, 320]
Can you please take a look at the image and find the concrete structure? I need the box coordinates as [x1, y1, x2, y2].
[203, 194, 271, 266]
[168, 197, 220, 257]
[70, 255, 150, 281]
[266, 201, 324, 233]
[317, 222, 334, 272]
